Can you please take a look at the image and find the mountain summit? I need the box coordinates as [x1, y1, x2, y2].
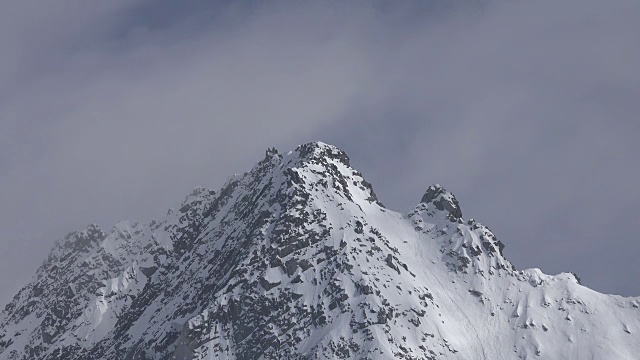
[1, 142, 638, 360]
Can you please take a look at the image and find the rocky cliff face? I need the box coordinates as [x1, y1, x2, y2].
[1, 142, 638, 360]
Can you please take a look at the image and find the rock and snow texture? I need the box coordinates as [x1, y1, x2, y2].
[0, 141, 638, 360]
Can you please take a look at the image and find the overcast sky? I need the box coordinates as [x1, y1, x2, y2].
[1, 0, 639, 307]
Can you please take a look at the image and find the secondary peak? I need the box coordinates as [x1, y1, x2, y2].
[420, 184, 462, 220]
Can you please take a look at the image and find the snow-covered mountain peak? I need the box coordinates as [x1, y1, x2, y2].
[290, 141, 351, 167]
[1, 142, 639, 360]
[420, 184, 463, 220]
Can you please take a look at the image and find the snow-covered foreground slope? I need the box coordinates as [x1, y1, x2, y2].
[1, 142, 638, 360]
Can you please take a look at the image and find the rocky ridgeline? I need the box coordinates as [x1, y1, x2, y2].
[1, 142, 638, 360]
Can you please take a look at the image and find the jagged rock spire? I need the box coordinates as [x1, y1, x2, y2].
[420, 184, 462, 220]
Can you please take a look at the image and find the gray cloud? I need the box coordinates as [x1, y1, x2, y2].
[1, 0, 639, 306]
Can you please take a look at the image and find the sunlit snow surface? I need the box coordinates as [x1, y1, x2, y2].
[1, 142, 638, 359]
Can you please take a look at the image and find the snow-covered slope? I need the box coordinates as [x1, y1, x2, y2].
[1, 142, 638, 360]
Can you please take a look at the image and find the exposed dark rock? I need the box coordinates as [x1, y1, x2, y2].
[420, 185, 462, 220]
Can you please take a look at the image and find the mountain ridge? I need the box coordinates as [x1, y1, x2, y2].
[1, 141, 638, 360]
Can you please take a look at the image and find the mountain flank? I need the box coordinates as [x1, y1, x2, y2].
[1, 142, 638, 360]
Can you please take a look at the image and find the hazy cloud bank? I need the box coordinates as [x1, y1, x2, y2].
[1, 0, 638, 306]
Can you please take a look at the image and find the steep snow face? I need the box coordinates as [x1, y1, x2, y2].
[1, 142, 639, 360]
